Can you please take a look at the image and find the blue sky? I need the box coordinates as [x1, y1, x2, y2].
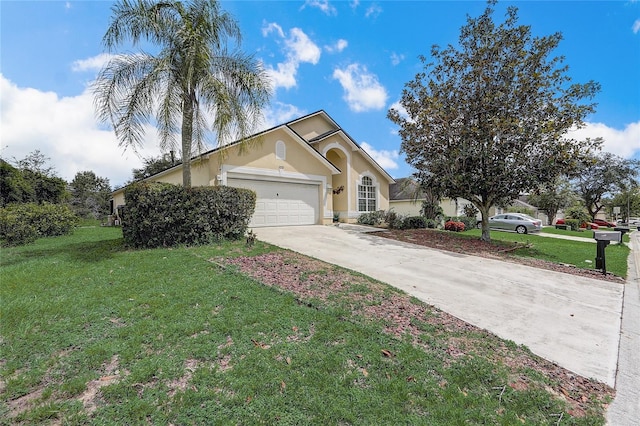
[1, 0, 639, 188]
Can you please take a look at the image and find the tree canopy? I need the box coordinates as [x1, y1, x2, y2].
[69, 171, 112, 219]
[571, 151, 639, 221]
[388, 2, 600, 241]
[94, 0, 272, 188]
[0, 152, 68, 207]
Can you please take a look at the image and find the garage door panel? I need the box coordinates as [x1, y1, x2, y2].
[227, 178, 319, 227]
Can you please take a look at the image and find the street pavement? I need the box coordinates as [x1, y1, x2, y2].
[255, 224, 624, 388]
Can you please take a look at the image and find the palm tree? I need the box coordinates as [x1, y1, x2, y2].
[94, 0, 271, 188]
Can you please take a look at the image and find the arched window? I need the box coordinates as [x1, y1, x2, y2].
[358, 176, 376, 212]
[275, 140, 286, 160]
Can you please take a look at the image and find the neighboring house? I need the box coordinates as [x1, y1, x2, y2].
[389, 177, 496, 219]
[111, 110, 395, 227]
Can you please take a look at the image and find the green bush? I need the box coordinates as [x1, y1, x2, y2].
[357, 210, 386, 226]
[385, 210, 408, 229]
[564, 219, 580, 231]
[425, 218, 439, 229]
[564, 204, 590, 224]
[401, 216, 427, 229]
[121, 183, 256, 248]
[0, 203, 78, 246]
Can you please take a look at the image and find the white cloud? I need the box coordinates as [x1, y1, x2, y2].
[567, 121, 640, 159]
[287, 28, 321, 64]
[325, 39, 348, 54]
[365, 3, 383, 19]
[302, 0, 337, 16]
[332, 63, 388, 112]
[633, 19, 640, 34]
[261, 22, 285, 38]
[262, 24, 321, 90]
[360, 141, 398, 170]
[261, 102, 307, 130]
[0, 75, 161, 188]
[71, 53, 114, 72]
[390, 52, 405, 66]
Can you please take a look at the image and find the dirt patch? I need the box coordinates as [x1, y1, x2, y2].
[79, 354, 123, 415]
[225, 251, 614, 418]
[377, 228, 625, 283]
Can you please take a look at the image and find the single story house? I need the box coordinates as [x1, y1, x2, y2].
[111, 110, 395, 227]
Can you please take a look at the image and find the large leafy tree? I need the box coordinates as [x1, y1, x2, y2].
[388, 2, 600, 241]
[572, 151, 639, 221]
[94, 0, 271, 188]
[69, 171, 112, 219]
[527, 177, 576, 225]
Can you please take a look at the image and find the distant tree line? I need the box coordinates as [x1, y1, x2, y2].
[1, 150, 112, 220]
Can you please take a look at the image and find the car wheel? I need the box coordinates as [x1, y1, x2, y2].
[516, 225, 527, 234]
[476, 222, 482, 229]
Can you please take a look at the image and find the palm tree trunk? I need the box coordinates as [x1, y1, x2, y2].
[181, 98, 194, 188]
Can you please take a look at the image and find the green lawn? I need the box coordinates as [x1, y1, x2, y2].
[0, 227, 613, 424]
[464, 229, 630, 278]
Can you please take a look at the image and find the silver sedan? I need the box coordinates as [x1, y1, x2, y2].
[487, 213, 542, 234]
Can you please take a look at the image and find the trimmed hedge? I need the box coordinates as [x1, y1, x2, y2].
[121, 183, 256, 248]
[0, 202, 79, 246]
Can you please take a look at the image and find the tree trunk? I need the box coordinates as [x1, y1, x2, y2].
[181, 99, 194, 188]
[478, 203, 492, 242]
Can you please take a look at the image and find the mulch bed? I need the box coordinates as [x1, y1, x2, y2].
[376, 228, 625, 283]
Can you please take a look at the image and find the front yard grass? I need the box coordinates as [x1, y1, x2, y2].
[1, 227, 613, 424]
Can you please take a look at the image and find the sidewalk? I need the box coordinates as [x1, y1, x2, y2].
[606, 231, 640, 425]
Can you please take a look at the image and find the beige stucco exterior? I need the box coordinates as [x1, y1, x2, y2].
[111, 111, 395, 226]
[389, 197, 497, 219]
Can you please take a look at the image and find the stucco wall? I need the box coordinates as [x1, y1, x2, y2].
[287, 113, 337, 141]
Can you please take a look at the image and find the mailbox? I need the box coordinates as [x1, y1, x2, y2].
[593, 231, 622, 243]
[593, 231, 621, 274]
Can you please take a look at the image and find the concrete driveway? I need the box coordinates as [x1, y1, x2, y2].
[256, 225, 624, 387]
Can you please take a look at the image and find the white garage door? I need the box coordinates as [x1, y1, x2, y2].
[227, 178, 319, 227]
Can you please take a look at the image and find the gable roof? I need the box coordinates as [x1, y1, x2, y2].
[389, 177, 424, 201]
[114, 110, 395, 191]
[289, 110, 395, 184]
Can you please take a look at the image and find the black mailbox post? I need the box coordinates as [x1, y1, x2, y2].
[593, 231, 621, 275]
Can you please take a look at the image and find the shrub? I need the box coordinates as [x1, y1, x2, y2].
[425, 218, 439, 229]
[386, 211, 408, 230]
[357, 210, 386, 226]
[564, 219, 580, 231]
[0, 203, 78, 246]
[564, 204, 590, 225]
[401, 216, 427, 229]
[121, 182, 256, 248]
[446, 216, 475, 231]
[445, 220, 465, 232]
